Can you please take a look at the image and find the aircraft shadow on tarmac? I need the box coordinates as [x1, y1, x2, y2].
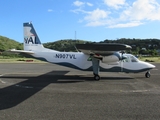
[0, 71, 134, 110]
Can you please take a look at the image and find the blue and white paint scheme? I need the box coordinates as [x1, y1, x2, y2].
[10, 22, 155, 80]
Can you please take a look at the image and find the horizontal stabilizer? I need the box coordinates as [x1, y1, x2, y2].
[7, 49, 34, 54]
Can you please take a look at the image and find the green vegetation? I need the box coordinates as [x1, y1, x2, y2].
[0, 57, 45, 63]
[43, 39, 90, 52]
[101, 38, 160, 56]
[0, 36, 23, 51]
[0, 35, 23, 59]
[44, 38, 160, 56]
[139, 56, 160, 63]
[1, 35, 160, 62]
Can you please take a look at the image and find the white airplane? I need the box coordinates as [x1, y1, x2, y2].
[10, 22, 155, 80]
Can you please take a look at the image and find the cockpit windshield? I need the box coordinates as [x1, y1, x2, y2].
[122, 54, 139, 63]
[130, 55, 139, 62]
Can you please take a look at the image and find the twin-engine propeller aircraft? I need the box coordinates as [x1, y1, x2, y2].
[10, 22, 155, 80]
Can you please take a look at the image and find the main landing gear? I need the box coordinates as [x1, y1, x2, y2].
[145, 71, 151, 78]
[92, 58, 100, 81]
[93, 73, 100, 81]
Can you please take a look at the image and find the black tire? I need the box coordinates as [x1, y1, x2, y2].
[94, 75, 100, 81]
[145, 72, 150, 78]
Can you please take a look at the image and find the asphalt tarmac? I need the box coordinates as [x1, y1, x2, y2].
[0, 63, 160, 120]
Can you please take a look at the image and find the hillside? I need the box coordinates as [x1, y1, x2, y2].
[43, 39, 90, 52]
[0, 36, 89, 52]
[43, 38, 160, 55]
[0, 36, 23, 51]
[101, 38, 160, 50]
[0, 35, 160, 56]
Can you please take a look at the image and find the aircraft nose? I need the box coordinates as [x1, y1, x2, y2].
[142, 61, 156, 69]
[151, 64, 155, 68]
[148, 63, 155, 69]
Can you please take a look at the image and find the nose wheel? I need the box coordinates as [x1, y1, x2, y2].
[145, 71, 151, 78]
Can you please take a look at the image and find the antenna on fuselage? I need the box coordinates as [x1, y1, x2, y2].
[75, 31, 77, 40]
[74, 30, 79, 52]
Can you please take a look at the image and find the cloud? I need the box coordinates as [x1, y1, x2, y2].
[86, 2, 93, 7]
[73, 0, 85, 7]
[71, 0, 160, 28]
[71, 1, 93, 14]
[109, 21, 144, 28]
[73, 0, 93, 7]
[48, 9, 53, 12]
[84, 8, 109, 21]
[120, 0, 160, 21]
[83, 8, 110, 27]
[86, 21, 106, 27]
[104, 0, 126, 9]
[71, 8, 88, 14]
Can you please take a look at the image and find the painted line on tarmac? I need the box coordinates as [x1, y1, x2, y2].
[15, 85, 33, 89]
[0, 74, 4, 77]
[132, 90, 150, 93]
[0, 75, 6, 84]
[0, 79, 6, 84]
[152, 69, 158, 70]
[121, 89, 150, 93]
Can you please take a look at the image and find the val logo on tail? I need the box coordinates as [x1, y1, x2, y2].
[24, 35, 37, 44]
[24, 22, 41, 45]
[9, 22, 155, 80]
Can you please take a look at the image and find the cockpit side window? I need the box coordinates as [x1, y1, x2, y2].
[130, 56, 138, 62]
[123, 56, 129, 62]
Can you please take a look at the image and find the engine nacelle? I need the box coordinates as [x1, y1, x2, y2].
[101, 55, 119, 63]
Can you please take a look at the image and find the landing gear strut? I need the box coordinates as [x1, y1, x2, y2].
[92, 58, 100, 81]
[145, 71, 151, 78]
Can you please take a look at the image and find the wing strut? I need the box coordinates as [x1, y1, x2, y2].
[92, 58, 100, 80]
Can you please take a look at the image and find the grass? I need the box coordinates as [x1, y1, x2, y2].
[138, 56, 160, 63]
[0, 57, 46, 63]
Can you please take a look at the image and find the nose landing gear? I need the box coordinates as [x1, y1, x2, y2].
[145, 71, 151, 78]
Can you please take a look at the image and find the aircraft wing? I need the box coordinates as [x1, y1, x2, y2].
[76, 43, 132, 56]
[7, 49, 34, 54]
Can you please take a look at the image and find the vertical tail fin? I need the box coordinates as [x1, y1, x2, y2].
[23, 22, 44, 51]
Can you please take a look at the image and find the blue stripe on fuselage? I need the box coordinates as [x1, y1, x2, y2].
[35, 57, 151, 73]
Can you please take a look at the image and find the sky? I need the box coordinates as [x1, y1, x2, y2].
[0, 0, 160, 43]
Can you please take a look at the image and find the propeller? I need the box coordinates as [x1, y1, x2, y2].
[119, 51, 127, 72]
[114, 51, 126, 61]
[113, 51, 128, 72]
[119, 51, 127, 60]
